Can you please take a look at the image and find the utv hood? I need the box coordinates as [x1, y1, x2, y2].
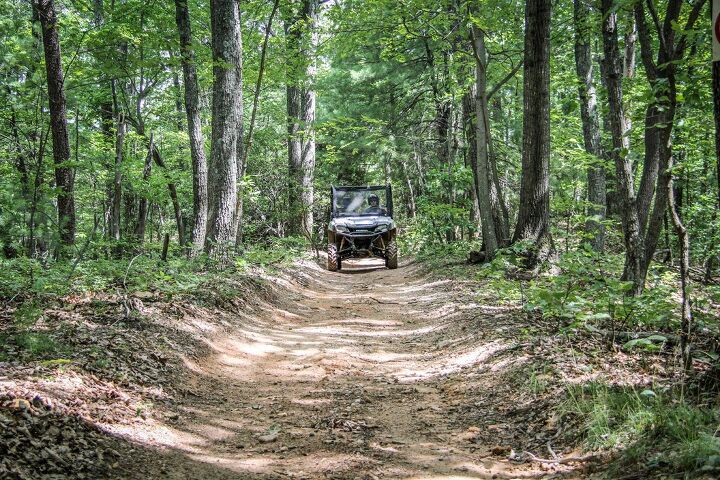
[330, 216, 395, 232]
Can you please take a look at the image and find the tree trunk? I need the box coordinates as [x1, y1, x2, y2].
[667, 157, 693, 372]
[234, 0, 279, 247]
[623, 12, 637, 79]
[462, 89, 481, 234]
[135, 134, 153, 243]
[601, 0, 645, 295]
[573, 0, 606, 252]
[285, 0, 318, 238]
[470, 26, 498, 259]
[110, 113, 125, 244]
[149, 145, 185, 247]
[512, 0, 552, 256]
[206, 0, 242, 262]
[633, 0, 702, 286]
[174, 0, 208, 257]
[36, 0, 75, 247]
[232, 18, 245, 244]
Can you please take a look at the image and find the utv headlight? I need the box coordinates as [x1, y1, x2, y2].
[336, 225, 349, 233]
[375, 224, 389, 233]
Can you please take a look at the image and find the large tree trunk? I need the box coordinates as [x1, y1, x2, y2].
[174, 0, 208, 256]
[205, 0, 242, 262]
[471, 26, 498, 259]
[512, 0, 552, 256]
[232, 20, 244, 245]
[36, 0, 75, 247]
[285, 0, 318, 238]
[573, 0, 606, 252]
[601, 0, 645, 295]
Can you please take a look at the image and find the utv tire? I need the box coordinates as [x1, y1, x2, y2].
[328, 243, 339, 271]
[385, 239, 398, 269]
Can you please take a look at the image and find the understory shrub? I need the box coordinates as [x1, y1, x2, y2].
[524, 248, 676, 333]
[562, 383, 720, 476]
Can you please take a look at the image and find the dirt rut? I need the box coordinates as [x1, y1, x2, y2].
[122, 258, 589, 479]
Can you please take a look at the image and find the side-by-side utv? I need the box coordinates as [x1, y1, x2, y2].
[326, 185, 398, 271]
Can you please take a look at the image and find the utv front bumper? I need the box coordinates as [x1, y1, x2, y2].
[328, 228, 396, 259]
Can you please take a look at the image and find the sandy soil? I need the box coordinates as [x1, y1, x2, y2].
[111, 258, 598, 479]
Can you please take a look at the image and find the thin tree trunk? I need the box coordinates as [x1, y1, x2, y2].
[206, 0, 242, 262]
[634, 0, 704, 284]
[470, 26, 498, 259]
[667, 158, 693, 372]
[234, 0, 279, 246]
[135, 134, 153, 243]
[574, 0, 606, 252]
[285, 0, 318, 238]
[512, 0, 552, 258]
[110, 113, 125, 244]
[624, 12, 637, 78]
[174, 0, 208, 256]
[601, 0, 645, 295]
[146, 144, 185, 247]
[462, 89, 481, 233]
[36, 0, 75, 247]
[399, 157, 417, 218]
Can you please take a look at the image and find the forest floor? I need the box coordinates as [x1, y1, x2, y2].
[2, 256, 686, 479]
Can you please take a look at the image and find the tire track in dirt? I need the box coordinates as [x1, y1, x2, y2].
[123, 258, 590, 479]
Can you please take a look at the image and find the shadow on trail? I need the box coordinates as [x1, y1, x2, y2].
[111, 258, 593, 479]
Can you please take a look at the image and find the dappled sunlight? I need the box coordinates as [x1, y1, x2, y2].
[296, 322, 443, 338]
[394, 341, 512, 382]
[35, 261, 580, 480]
[187, 453, 275, 473]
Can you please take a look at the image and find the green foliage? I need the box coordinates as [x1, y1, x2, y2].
[563, 383, 720, 476]
[0, 238, 309, 300]
[525, 249, 676, 332]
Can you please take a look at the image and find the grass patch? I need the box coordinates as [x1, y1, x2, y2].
[562, 382, 720, 476]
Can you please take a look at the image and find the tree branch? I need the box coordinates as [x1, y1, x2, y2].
[488, 61, 523, 100]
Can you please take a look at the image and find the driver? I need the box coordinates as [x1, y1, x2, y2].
[363, 194, 386, 215]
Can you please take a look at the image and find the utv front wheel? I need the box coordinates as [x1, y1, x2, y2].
[385, 239, 398, 269]
[328, 243, 339, 271]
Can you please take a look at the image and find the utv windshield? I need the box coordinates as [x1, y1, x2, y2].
[333, 187, 390, 217]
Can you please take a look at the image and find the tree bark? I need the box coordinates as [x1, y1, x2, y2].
[174, 0, 208, 256]
[462, 88, 481, 234]
[470, 26, 498, 259]
[135, 134, 153, 243]
[206, 0, 242, 262]
[667, 158, 693, 372]
[36, 0, 75, 247]
[110, 113, 125, 244]
[634, 0, 705, 285]
[512, 0, 552, 256]
[601, 0, 645, 295]
[234, 0, 279, 247]
[573, 0, 606, 252]
[623, 11, 637, 79]
[285, 0, 318, 238]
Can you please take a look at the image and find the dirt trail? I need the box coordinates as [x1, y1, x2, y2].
[121, 258, 591, 479]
